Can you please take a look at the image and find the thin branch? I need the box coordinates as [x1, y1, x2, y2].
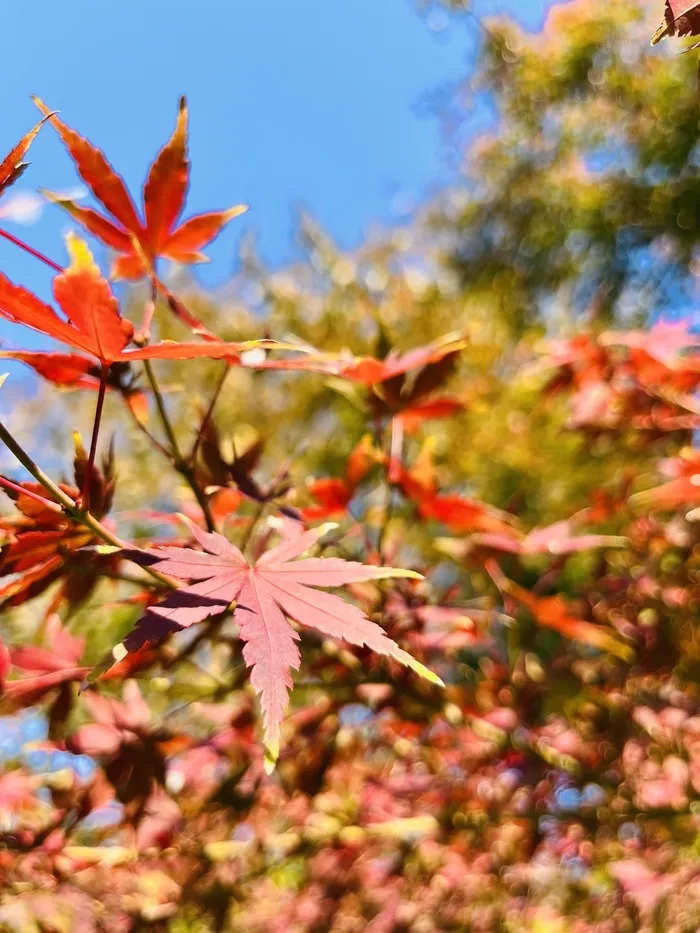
[0, 418, 78, 512]
[0, 474, 62, 512]
[142, 356, 218, 533]
[190, 363, 230, 464]
[0, 227, 62, 273]
[239, 500, 268, 555]
[122, 392, 172, 460]
[142, 358, 183, 460]
[81, 363, 109, 511]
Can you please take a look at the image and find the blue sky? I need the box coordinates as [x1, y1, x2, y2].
[0, 0, 548, 353]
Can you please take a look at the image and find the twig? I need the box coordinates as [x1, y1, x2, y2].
[81, 363, 109, 510]
[122, 392, 172, 460]
[190, 363, 230, 463]
[0, 474, 62, 512]
[0, 227, 62, 273]
[142, 356, 218, 533]
[239, 500, 268, 555]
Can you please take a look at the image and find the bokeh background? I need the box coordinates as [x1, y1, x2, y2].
[6, 1, 700, 931]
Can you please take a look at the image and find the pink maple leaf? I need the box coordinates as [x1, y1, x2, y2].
[90, 523, 442, 768]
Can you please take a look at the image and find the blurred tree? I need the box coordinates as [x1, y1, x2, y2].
[432, 0, 700, 330]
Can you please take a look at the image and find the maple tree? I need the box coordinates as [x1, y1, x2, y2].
[4, 2, 700, 930]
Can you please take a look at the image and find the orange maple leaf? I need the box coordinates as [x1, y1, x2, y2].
[33, 96, 248, 281]
[0, 235, 275, 366]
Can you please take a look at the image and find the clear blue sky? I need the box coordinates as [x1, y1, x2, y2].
[0, 0, 548, 351]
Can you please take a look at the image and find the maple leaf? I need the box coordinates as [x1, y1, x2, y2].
[539, 328, 700, 431]
[629, 449, 700, 511]
[651, 1, 700, 45]
[302, 435, 376, 520]
[472, 519, 627, 556]
[331, 336, 465, 386]
[600, 322, 700, 371]
[0, 350, 103, 388]
[0, 115, 50, 200]
[389, 440, 516, 536]
[0, 234, 290, 368]
[361, 340, 465, 432]
[2, 616, 89, 711]
[0, 436, 118, 609]
[194, 422, 281, 511]
[486, 561, 632, 661]
[257, 335, 466, 388]
[90, 522, 442, 769]
[0, 350, 147, 419]
[33, 96, 248, 281]
[69, 681, 190, 813]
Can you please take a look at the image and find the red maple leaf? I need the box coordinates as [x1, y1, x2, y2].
[600, 322, 700, 371]
[193, 423, 291, 515]
[389, 441, 516, 536]
[0, 350, 104, 388]
[0, 350, 148, 420]
[302, 435, 375, 521]
[485, 560, 632, 660]
[0, 115, 50, 199]
[262, 335, 465, 389]
[0, 435, 118, 610]
[92, 522, 442, 768]
[329, 337, 465, 386]
[0, 234, 280, 367]
[33, 96, 248, 281]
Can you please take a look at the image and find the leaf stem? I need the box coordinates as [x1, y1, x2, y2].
[239, 500, 268, 555]
[0, 418, 76, 511]
[0, 227, 62, 273]
[122, 393, 172, 459]
[81, 363, 109, 511]
[0, 474, 62, 512]
[142, 356, 218, 533]
[189, 363, 230, 463]
[142, 358, 183, 459]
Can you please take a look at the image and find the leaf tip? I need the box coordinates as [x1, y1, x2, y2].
[408, 658, 445, 688]
[31, 96, 58, 124]
[64, 231, 99, 276]
[224, 204, 250, 222]
[372, 567, 425, 582]
[72, 430, 87, 458]
[263, 740, 279, 774]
